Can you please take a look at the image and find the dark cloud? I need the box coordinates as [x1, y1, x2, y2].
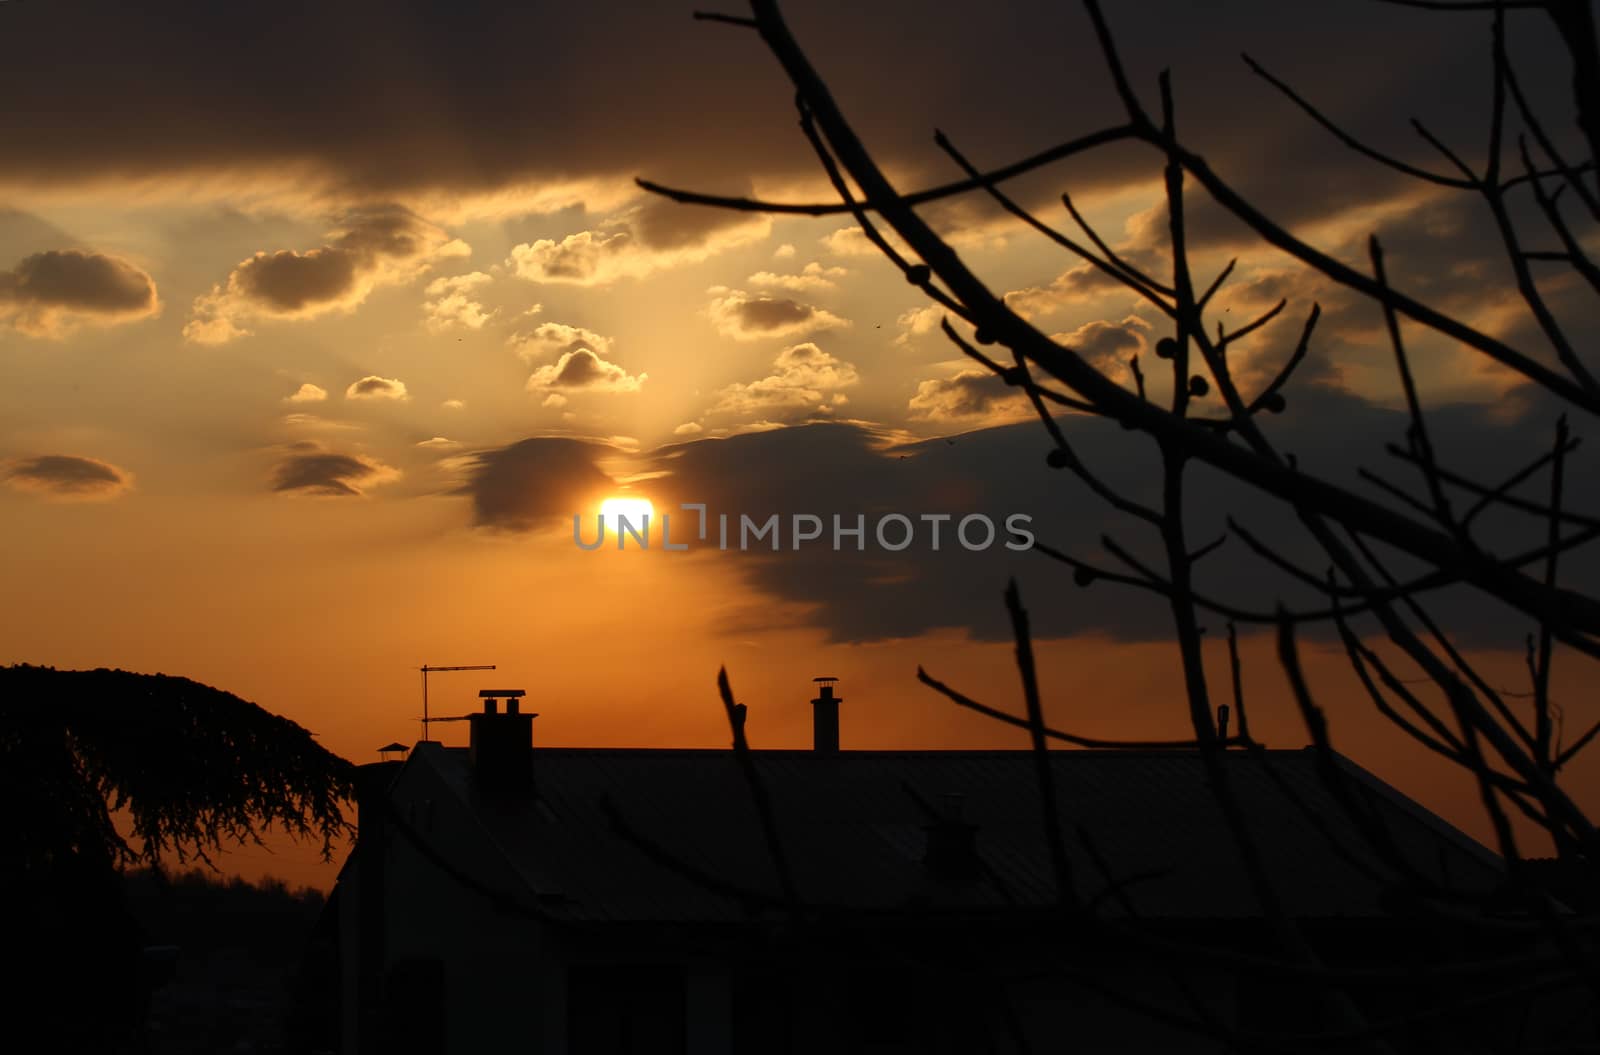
[0, 250, 159, 336]
[345, 375, 409, 401]
[1054, 315, 1151, 368]
[588, 382, 1598, 645]
[1006, 261, 1131, 319]
[908, 370, 1031, 424]
[736, 298, 812, 330]
[271, 448, 398, 497]
[527, 348, 647, 395]
[3, 454, 132, 500]
[628, 198, 768, 252]
[550, 351, 609, 387]
[0, 0, 1550, 233]
[1186, 189, 1590, 399]
[458, 438, 617, 531]
[185, 205, 464, 343]
[707, 289, 849, 341]
[234, 247, 359, 313]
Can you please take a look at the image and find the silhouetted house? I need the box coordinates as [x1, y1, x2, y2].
[322, 684, 1547, 1054]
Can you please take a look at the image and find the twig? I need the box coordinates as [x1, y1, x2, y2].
[1004, 580, 1076, 908]
[718, 666, 801, 914]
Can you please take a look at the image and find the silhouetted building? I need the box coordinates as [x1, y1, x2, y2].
[321, 684, 1550, 1054]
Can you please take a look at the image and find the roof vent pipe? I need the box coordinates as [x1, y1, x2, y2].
[810, 677, 842, 753]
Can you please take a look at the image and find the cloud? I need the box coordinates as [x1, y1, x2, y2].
[526, 348, 646, 395]
[613, 384, 1598, 645]
[1052, 314, 1152, 376]
[894, 303, 947, 347]
[510, 317, 644, 398]
[0, 249, 158, 337]
[773, 244, 796, 260]
[674, 422, 705, 436]
[458, 437, 618, 530]
[1005, 261, 1132, 320]
[508, 199, 769, 286]
[508, 321, 612, 362]
[748, 261, 849, 293]
[818, 202, 1017, 259]
[908, 369, 1032, 425]
[819, 224, 914, 259]
[422, 271, 495, 333]
[285, 383, 327, 403]
[707, 342, 859, 417]
[416, 436, 463, 450]
[442, 399, 465, 410]
[0, 0, 1548, 270]
[705, 288, 850, 341]
[3, 454, 133, 501]
[271, 445, 398, 497]
[185, 204, 468, 343]
[345, 375, 408, 401]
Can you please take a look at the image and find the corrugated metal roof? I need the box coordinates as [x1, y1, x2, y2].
[406, 744, 1502, 925]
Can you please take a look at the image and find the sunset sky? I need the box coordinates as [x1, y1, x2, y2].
[3, 0, 1597, 885]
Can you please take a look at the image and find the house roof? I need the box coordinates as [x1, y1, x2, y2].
[390, 743, 1502, 925]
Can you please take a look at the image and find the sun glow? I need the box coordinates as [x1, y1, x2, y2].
[599, 496, 655, 536]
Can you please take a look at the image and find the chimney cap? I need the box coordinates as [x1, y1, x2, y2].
[812, 675, 839, 684]
[478, 688, 527, 698]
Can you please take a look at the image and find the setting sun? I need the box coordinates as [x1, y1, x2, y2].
[598, 496, 655, 536]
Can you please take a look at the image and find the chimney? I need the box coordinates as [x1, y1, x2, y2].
[469, 689, 535, 792]
[810, 676, 842, 753]
[923, 792, 981, 881]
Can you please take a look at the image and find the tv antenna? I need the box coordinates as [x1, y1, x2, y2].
[419, 664, 495, 741]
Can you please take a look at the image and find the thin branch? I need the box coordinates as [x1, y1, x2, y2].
[1242, 54, 1476, 188]
[1534, 415, 1569, 765]
[1225, 621, 1253, 744]
[1389, 443, 1600, 530]
[691, 10, 758, 28]
[932, 128, 1176, 313]
[1217, 297, 1287, 351]
[717, 666, 801, 914]
[1062, 189, 1176, 296]
[1519, 136, 1600, 297]
[636, 125, 1138, 216]
[1505, 52, 1600, 220]
[1555, 716, 1600, 769]
[1370, 235, 1461, 535]
[917, 663, 1230, 751]
[792, 97, 966, 319]
[1461, 432, 1583, 529]
[1197, 257, 1236, 310]
[940, 318, 1099, 414]
[1004, 580, 1077, 908]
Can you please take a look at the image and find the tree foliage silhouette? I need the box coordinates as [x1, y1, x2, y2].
[2, 663, 354, 876]
[2, 664, 354, 1053]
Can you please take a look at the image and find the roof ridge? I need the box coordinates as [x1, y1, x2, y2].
[1326, 750, 1502, 869]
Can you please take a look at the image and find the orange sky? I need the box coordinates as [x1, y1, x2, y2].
[2, 0, 1596, 890]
